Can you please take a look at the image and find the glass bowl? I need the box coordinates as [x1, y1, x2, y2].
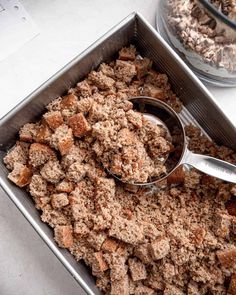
[156, 0, 236, 87]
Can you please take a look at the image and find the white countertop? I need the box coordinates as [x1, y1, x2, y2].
[0, 1, 235, 295]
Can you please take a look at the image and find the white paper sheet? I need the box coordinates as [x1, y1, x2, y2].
[0, 0, 40, 61]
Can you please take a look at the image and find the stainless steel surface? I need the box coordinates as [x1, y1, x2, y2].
[183, 149, 236, 183]
[128, 96, 236, 185]
[0, 12, 236, 295]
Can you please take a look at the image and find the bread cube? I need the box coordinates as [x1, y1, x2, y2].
[4, 144, 28, 170]
[88, 71, 115, 90]
[87, 232, 107, 251]
[76, 80, 92, 97]
[134, 244, 152, 264]
[51, 193, 69, 209]
[51, 125, 74, 156]
[102, 238, 118, 253]
[40, 160, 64, 183]
[128, 258, 147, 281]
[74, 220, 90, 237]
[135, 57, 152, 79]
[109, 216, 144, 245]
[29, 174, 48, 198]
[43, 111, 64, 130]
[60, 93, 78, 111]
[29, 143, 56, 167]
[41, 205, 69, 228]
[135, 286, 155, 295]
[164, 284, 184, 295]
[8, 163, 32, 188]
[56, 180, 74, 193]
[217, 248, 236, 268]
[119, 46, 136, 61]
[68, 113, 91, 137]
[126, 110, 143, 129]
[110, 275, 129, 295]
[54, 225, 73, 248]
[91, 252, 109, 276]
[143, 83, 166, 100]
[149, 236, 170, 260]
[19, 123, 39, 142]
[77, 97, 93, 113]
[115, 60, 137, 83]
[167, 166, 185, 185]
[35, 124, 52, 144]
[99, 63, 115, 78]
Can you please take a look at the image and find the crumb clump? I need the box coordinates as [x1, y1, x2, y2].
[4, 46, 236, 295]
[92, 109, 171, 183]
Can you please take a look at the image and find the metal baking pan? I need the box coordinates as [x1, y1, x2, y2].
[0, 12, 235, 295]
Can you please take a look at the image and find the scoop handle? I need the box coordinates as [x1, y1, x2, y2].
[182, 149, 236, 183]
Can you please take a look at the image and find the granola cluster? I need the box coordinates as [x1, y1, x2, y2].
[4, 46, 236, 295]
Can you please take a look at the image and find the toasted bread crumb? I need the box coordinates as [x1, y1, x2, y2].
[51, 193, 69, 209]
[109, 217, 144, 245]
[119, 46, 136, 61]
[128, 258, 147, 281]
[19, 123, 39, 142]
[88, 71, 115, 90]
[54, 225, 73, 248]
[217, 248, 236, 268]
[40, 160, 64, 183]
[102, 238, 118, 253]
[43, 111, 64, 130]
[149, 237, 170, 260]
[4, 144, 28, 170]
[8, 163, 31, 187]
[92, 252, 109, 275]
[110, 275, 129, 295]
[228, 273, 236, 295]
[68, 113, 91, 137]
[29, 143, 56, 167]
[35, 124, 52, 144]
[56, 180, 74, 193]
[51, 125, 74, 155]
[76, 80, 92, 98]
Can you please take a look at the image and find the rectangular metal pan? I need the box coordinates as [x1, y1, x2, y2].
[0, 12, 235, 295]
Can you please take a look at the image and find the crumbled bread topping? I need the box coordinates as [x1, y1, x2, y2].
[8, 163, 32, 187]
[19, 123, 39, 142]
[51, 193, 69, 209]
[40, 160, 64, 183]
[43, 111, 64, 130]
[4, 46, 236, 295]
[29, 143, 56, 167]
[54, 225, 73, 248]
[92, 112, 171, 183]
[51, 124, 74, 155]
[128, 258, 147, 281]
[4, 143, 28, 170]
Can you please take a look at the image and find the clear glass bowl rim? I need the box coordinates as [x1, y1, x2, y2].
[199, 0, 236, 30]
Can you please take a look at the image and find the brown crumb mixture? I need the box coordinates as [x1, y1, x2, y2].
[92, 108, 171, 183]
[4, 46, 236, 295]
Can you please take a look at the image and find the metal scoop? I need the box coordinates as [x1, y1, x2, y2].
[109, 96, 236, 185]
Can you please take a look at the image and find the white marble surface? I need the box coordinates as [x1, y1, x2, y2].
[0, 1, 235, 295]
